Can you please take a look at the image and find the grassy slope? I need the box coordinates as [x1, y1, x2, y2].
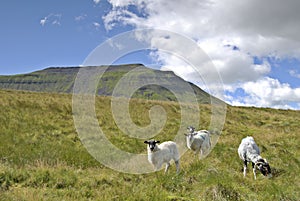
[0, 90, 299, 201]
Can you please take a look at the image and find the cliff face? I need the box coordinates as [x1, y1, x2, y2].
[0, 64, 219, 104]
[0, 67, 80, 93]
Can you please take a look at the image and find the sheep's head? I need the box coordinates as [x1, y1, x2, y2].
[256, 158, 272, 178]
[187, 126, 195, 133]
[144, 140, 160, 152]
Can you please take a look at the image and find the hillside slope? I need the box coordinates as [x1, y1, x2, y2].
[0, 89, 299, 200]
[0, 64, 218, 104]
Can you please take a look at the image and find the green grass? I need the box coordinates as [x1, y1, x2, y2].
[0, 89, 299, 200]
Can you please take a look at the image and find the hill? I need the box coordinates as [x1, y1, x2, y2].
[0, 89, 299, 200]
[0, 64, 218, 104]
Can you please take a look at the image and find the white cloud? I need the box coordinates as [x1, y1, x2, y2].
[102, 0, 300, 109]
[75, 14, 87, 21]
[198, 37, 271, 84]
[40, 17, 47, 26]
[228, 77, 300, 109]
[289, 69, 300, 79]
[93, 0, 101, 4]
[107, 0, 138, 7]
[93, 22, 101, 28]
[40, 14, 62, 27]
[103, 0, 300, 57]
[52, 20, 61, 26]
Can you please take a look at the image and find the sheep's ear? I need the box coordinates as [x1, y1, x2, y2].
[155, 140, 160, 144]
[256, 162, 262, 167]
[144, 141, 149, 144]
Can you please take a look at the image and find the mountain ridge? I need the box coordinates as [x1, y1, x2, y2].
[0, 64, 223, 104]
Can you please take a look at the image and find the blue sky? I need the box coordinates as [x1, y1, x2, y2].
[1, 0, 300, 110]
[0, 0, 110, 74]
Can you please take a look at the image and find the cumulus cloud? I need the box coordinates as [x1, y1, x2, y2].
[197, 37, 272, 84]
[237, 77, 300, 109]
[102, 0, 300, 109]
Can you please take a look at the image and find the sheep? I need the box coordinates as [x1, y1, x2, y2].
[184, 126, 211, 159]
[144, 139, 180, 174]
[238, 136, 272, 180]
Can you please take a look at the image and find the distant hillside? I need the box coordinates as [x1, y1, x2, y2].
[0, 64, 221, 104]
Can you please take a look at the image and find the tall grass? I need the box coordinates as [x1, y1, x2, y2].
[0, 89, 299, 200]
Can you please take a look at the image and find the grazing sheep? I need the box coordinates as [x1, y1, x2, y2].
[185, 126, 211, 158]
[144, 140, 180, 174]
[238, 136, 272, 180]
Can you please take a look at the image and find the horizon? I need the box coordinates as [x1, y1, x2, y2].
[1, 0, 300, 109]
[1, 64, 299, 111]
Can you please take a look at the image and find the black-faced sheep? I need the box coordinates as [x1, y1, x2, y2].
[238, 136, 272, 180]
[144, 140, 180, 174]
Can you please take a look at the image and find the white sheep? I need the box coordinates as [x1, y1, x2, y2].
[184, 126, 211, 159]
[238, 136, 272, 180]
[144, 140, 180, 174]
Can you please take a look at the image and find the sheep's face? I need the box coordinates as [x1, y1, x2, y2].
[185, 126, 196, 142]
[187, 126, 195, 133]
[257, 158, 272, 177]
[144, 140, 160, 152]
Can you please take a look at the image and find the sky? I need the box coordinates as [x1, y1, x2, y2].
[1, 0, 300, 110]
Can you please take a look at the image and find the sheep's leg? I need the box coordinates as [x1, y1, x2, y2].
[164, 162, 170, 174]
[202, 142, 209, 156]
[200, 149, 203, 159]
[175, 160, 180, 174]
[252, 162, 257, 180]
[154, 162, 163, 172]
[206, 142, 211, 155]
[243, 160, 247, 177]
[194, 149, 200, 157]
